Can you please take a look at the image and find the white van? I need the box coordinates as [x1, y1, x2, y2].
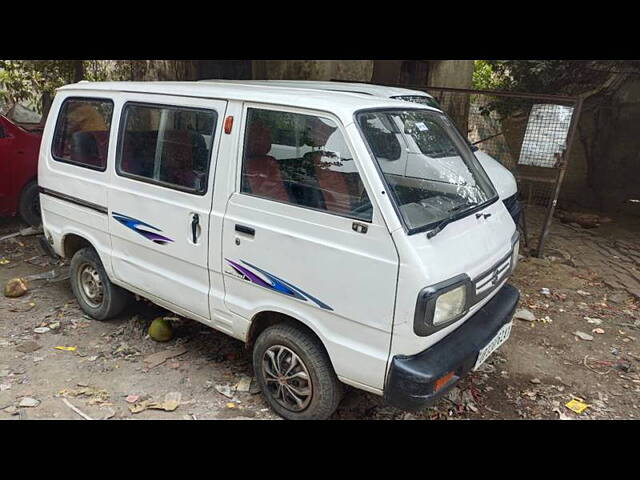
[39, 81, 520, 419]
[200, 80, 521, 224]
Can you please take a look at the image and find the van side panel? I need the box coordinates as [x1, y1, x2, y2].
[38, 92, 115, 276]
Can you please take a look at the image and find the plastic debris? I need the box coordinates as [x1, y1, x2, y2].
[55, 346, 77, 352]
[235, 376, 253, 393]
[0, 258, 9, 265]
[129, 392, 181, 413]
[565, 398, 589, 414]
[4, 278, 28, 298]
[33, 327, 50, 334]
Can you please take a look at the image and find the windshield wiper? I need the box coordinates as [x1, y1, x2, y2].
[450, 201, 477, 212]
[426, 202, 478, 239]
[426, 217, 454, 239]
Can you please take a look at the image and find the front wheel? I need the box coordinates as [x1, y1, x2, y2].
[70, 247, 131, 320]
[253, 323, 343, 420]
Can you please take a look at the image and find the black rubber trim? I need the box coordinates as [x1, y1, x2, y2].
[39, 187, 107, 214]
[384, 283, 520, 411]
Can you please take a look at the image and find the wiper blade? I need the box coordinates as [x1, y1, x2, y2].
[450, 201, 477, 213]
[426, 202, 478, 239]
[426, 217, 453, 239]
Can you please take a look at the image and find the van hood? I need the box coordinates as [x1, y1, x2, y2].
[389, 197, 517, 357]
[474, 150, 517, 199]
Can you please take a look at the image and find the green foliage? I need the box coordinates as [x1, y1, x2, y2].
[0, 60, 79, 112]
[0, 60, 149, 114]
[472, 60, 502, 91]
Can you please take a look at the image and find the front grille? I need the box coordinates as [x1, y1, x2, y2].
[472, 251, 513, 304]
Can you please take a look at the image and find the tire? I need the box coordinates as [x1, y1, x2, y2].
[18, 180, 41, 226]
[70, 247, 131, 320]
[253, 323, 343, 420]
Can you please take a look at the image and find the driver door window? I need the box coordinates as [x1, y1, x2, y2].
[241, 108, 372, 221]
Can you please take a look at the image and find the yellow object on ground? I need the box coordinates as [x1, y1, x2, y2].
[565, 398, 588, 414]
[55, 346, 77, 352]
[148, 317, 173, 342]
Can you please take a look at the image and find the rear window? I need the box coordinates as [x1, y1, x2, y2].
[52, 98, 113, 170]
[117, 103, 216, 194]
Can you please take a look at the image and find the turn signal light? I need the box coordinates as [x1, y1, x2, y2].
[433, 371, 454, 393]
[224, 116, 234, 134]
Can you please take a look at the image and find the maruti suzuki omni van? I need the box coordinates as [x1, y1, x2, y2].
[39, 81, 520, 419]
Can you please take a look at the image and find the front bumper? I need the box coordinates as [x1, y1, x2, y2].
[384, 283, 520, 411]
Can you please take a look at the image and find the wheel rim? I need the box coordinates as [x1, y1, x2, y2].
[77, 263, 104, 308]
[262, 345, 313, 412]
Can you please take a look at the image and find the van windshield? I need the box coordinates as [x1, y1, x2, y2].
[356, 109, 497, 234]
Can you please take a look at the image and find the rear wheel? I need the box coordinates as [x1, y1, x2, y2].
[70, 247, 131, 320]
[253, 323, 343, 420]
[18, 180, 41, 226]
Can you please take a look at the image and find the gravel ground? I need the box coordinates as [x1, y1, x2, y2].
[1, 209, 639, 420]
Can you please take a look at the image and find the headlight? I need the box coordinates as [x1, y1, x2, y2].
[414, 274, 472, 336]
[434, 285, 467, 326]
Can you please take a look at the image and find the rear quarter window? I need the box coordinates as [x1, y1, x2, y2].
[51, 98, 114, 171]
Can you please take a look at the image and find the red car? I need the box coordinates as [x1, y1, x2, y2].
[0, 114, 42, 225]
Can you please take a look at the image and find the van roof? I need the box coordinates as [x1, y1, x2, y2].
[198, 79, 436, 100]
[57, 81, 438, 123]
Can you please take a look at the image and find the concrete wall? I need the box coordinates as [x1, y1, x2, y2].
[560, 77, 640, 214]
[252, 60, 373, 81]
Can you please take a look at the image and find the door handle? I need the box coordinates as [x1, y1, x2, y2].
[235, 224, 255, 236]
[191, 213, 200, 243]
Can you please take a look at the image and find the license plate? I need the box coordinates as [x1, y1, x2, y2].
[473, 322, 512, 371]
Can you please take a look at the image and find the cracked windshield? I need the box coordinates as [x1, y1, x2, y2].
[357, 109, 496, 232]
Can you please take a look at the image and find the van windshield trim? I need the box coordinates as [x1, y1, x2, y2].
[353, 107, 499, 236]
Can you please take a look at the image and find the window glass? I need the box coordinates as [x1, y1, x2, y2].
[118, 104, 216, 194]
[241, 108, 372, 221]
[52, 98, 113, 170]
[358, 109, 496, 232]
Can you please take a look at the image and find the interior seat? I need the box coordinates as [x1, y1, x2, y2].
[308, 151, 353, 215]
[243, 122, 289, 202]
[160, 129, 196, 188]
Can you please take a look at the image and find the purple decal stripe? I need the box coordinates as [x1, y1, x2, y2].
[112, 212, 174, 245]
[225, 259, 333, 311]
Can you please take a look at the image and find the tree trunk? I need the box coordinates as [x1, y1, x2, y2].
[73, 60, 84, 82]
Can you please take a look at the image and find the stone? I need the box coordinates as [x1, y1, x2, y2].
[16, 341, 42, 353]
[514, 308, 536, 322]
[33, 327, 50, 334]
[4, 278, 28, 298]
[574, 331, 594, 341]
[18, 397, 40, 408]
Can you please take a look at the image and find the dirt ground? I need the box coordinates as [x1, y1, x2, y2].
[1, 208, 639, 420]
